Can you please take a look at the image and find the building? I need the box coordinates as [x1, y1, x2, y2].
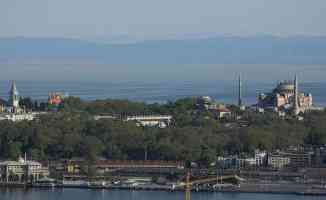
[217, 156, 253, 169]
[48, 92, 67, 106]
[51, 159, 185, 176]
[196, 96, 216, 110]
[268, 153, 291, 169]
[0, 81, 39, 122]
[94, 114, 173, 128]
[255, 150, 267, 167]
[218, 150, 267, 169]
[215, 105, 232, 119]
[257, 75, 313, 115]
[124, 115, 172, 128]
[0, 113, 35, 122]
[0, 156, 49, 183]
[277, 150, 313, 168]
[196, 96, 232, 119]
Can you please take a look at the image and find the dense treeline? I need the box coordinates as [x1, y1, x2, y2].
[1, 97, 326, 167]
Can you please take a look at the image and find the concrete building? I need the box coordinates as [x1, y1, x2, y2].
[0, 113, 35, 122]
[268, 154, 291, 169]
[217, 155, 263, 169]
[124, 115, 172, 128]
[0, 157, 49, 183]
[94, 114, 173, 128]
[255, 150, 267, 167]
[277, 150, 313, 168]
[51, 159, 184, 176]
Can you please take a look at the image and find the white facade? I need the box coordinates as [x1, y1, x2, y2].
[255, 151, 267, 166]
[0, 157, 48, 183]
[0, 113, 35, 122]
[268, 155, 290, 169]
[125, 115, 172, 128]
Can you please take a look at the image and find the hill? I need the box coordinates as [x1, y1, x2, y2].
[1, 36, 326, 64]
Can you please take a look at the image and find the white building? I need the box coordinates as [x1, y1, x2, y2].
[0, 113, 35, 122]
[255, 150, 267, 167]
[268, 154, 291, 169]
[124, 115, 172, 128]
[0, 157, 49, 183]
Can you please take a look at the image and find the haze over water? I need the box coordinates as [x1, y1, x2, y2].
[0, 79, 325, 106]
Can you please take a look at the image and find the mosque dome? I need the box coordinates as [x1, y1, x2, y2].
[275, 81, 295, 93]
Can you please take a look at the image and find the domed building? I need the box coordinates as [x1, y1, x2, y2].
[258, 76, 312, 114]
[0, 81, 36, 122]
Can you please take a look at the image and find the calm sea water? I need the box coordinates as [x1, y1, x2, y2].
[0, 80, 325, 106]
[0, 188, 324, 200]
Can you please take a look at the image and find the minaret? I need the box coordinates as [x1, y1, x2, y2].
[238, 75, 242, 107]
[293, 75, 299, 115]
[8, 80, 20, 110]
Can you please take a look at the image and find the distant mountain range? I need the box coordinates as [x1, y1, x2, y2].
[1, 36, 326, 64]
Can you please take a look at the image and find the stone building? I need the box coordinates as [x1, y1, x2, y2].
[0, 81, 37, 122]
[258, 75, 312, 114]
[0, 157, 49, 183]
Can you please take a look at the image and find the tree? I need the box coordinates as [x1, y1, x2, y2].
[8, 142, 22, 160]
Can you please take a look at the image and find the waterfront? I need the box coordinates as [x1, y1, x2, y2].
[0, 80, 325, 106]
[0, 188, 325, 200]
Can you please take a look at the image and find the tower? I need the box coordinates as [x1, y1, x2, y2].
[293, 75, 299, 115]
[238, 75, 243, 107]
[8, 80, 20, 110]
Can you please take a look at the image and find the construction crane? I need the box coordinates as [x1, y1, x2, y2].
[183, 170, 244, 200]
[185, 170, 191, 200]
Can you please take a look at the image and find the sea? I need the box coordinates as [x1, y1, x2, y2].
[0, 80, 325, 106]
[0, 188, 325, 200]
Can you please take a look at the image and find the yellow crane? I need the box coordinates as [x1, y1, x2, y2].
[183, 170, 244, 200]
[185, 170, 191, 200]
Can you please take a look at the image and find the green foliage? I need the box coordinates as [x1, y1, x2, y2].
[19, 97, 34, 111]
[0, 97, 326, 168]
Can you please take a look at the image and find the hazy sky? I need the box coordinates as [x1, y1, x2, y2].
[1, 0, 326, 39]
[1, 0, 326, 83]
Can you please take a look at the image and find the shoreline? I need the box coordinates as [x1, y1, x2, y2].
[1, 183, 326, 196]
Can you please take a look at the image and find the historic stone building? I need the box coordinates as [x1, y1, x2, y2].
[0, 157, 49, 183]
[257, 75, 312, 114]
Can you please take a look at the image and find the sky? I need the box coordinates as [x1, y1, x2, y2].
[1, 0, 326, 83]
[1, 0, 326, 40]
